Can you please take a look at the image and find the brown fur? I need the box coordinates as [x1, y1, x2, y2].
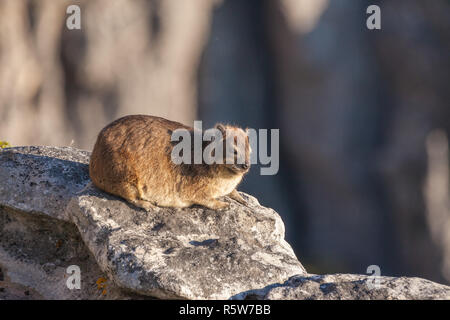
[89, 115, 251, 211]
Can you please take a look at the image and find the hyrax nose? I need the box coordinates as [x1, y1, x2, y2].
[241, 163, 249, 169]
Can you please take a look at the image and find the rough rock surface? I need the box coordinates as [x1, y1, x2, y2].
[1, 146, 450, 300]
[0, 147, 150, 299]
[0, 146, 305, 299]
[67, 184, 305, 299]
[261, 274, 450, 300]
[0, 146, 91, 221]
[0, 205, 143, 300]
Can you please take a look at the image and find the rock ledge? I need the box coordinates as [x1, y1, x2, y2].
[1, 146, 449, 300]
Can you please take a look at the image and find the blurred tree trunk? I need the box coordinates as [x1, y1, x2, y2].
[373, 0, 450, 283]
[0, 0, 70, 146]
[266, 0, 393, 274]
[266, 0, 450, 282]
[0, 0, 216, 149]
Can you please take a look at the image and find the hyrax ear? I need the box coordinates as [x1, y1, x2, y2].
[215, 123, 226, 136]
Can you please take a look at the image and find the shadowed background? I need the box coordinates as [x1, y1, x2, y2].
[1, 0, 449, 284]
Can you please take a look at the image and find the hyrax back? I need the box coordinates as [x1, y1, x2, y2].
[89, 115, 251, 211]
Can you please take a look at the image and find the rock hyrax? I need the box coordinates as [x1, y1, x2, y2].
[89, 115, 251, 211]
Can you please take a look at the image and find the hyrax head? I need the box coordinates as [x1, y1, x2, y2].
[215, 123, 251, 174]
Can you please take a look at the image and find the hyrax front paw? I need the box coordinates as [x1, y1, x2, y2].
[213, 200, 230, 211]
[129, 199, 158, 212]
[228, 189, 247, 205]
[198, 199, 230, 211]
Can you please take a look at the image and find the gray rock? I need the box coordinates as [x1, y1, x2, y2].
[0, 146, 91, 221]
[0, 204, 146, 300]
[67, 184, 306, 299]
[1, 146, 305, 299]
[2, 146, 449, 300]
[0, 147, 150, 299]
[262, 274, 450, 300]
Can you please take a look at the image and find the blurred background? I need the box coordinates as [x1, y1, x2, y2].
[1, 0, 449, 284]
